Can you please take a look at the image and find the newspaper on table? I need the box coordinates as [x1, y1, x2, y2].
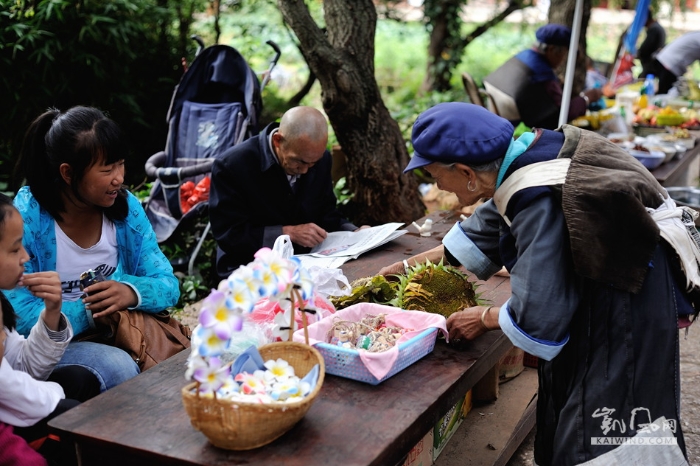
[295, 222, 406, 269]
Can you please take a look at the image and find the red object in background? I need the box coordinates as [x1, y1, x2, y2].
[610, 51, 635, 89]
[180, 176, 210, 214]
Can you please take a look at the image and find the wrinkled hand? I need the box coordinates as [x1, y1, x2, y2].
[446, 306, 490, 343]
[583, 88, 603, 102]
[83, 280, 138, 319]
[378, 261, 405, 278]
[283, 223, 328, 248]
[19, 272, 62, 317]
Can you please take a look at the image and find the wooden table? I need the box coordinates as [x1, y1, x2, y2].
[651, 140, 699, 187]
[49, 211, 513, 466]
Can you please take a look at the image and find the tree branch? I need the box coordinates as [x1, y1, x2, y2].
[460, 0, 531, 48]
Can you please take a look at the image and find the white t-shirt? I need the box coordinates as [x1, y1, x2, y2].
[656, 31, 700, 78]
[55, 215, 119, 302]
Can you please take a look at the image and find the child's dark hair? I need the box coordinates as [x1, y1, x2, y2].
[0, 192, 17, 241]
[1, 292, 17, 331]
[14, 106, 129, 222]
[0, 193, 18, 330]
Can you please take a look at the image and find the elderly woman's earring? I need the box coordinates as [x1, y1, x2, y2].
[467, 179, 476, 192]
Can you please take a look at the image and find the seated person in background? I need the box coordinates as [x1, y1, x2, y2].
[210, 106, 358, 278]
[650, 31, 700, 95]
[6, 106, 180, 392]
[585, 55, 608, 90]
[637, 8, 666, 79]
[0, 193, 99, 464]
[484, 24, 602, 129]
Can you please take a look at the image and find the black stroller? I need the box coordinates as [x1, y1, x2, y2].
[144, 37, 280, 276]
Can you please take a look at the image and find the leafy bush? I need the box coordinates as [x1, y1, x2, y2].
[0, 0, 186, 188]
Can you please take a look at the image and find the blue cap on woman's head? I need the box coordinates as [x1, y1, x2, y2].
[404, 102, 514, 173]
[535, 24, 571, 47]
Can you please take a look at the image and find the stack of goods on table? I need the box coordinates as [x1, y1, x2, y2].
[290, 260, 481, 385]
[606, 130, 691, 170]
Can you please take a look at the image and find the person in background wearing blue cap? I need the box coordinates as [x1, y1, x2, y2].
[380, 102, 692, 465]
[483, 23, 603, 130]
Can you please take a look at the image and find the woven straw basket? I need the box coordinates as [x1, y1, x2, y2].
[182, 341, 325, 450]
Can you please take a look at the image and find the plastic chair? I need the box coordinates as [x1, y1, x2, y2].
[461, 72, 485, 108]
[481, 88, 501, 116]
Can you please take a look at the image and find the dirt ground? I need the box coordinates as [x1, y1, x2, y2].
[506, 323, 700, 466]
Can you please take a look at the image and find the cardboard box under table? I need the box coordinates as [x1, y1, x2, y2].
[293, 302, 448, 385]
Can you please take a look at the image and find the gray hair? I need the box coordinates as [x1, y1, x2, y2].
[536, 42, 566, 55]
[435, 158, 503, 173]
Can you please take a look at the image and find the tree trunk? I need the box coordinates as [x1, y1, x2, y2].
[548, 0, 592, 94]
[277, 0, 426, 226]
[422, 0, 457, 93]
[422, 0, 531, 93]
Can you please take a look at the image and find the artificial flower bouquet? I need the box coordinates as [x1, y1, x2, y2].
[181, 247, 325, 450]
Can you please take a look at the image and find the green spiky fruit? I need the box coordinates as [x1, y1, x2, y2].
[392, 259, 480, 318]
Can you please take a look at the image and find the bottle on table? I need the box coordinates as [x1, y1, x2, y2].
[644, 74, 656, 98]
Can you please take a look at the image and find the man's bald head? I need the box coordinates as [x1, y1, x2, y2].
[278, 106, 328, 145]
[273, 106, 329, 176]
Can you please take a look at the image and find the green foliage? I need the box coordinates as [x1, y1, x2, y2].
[423, 0, 468, 91]
[179, 273, 210, 303]
[333, 177, 353, 206]
[156, 207, 218, 308]
[130, 181, 153, 203]
[0, 0, 185, 188]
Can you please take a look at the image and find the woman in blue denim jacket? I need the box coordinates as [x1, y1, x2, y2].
[5, 106, 180, 392]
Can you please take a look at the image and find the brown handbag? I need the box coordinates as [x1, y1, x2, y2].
[95, 310, 192, 371]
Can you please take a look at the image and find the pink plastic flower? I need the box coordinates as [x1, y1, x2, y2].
[234, 372, 267, 395]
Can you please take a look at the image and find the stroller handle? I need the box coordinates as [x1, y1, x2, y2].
[261, 40, 282, 91]
[145, 151, 214, 180]
[191, 35, 206, 57]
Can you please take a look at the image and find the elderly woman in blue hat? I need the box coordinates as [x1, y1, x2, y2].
[483, 23, 603, 130]
[382, 102, 693, 465]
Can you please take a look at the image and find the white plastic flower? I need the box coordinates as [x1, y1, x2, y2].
[225, 276, 257, 314]
[272, 303, 297, 341]
[195, 325, 231, 357]
[293, 261, 315, 302]
[254, 248, 295, 293]
[185, 353, 208, 381]
[198, 289, 242, 340]
[193, 356, 231, 393]
[269, 378, 300, 401]
[264, 358, 295, 380]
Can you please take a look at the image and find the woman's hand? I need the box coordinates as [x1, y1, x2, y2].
[446, 305, 496, 343]
[19, 272, 63, 330]
[83, 280, 138, 319]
